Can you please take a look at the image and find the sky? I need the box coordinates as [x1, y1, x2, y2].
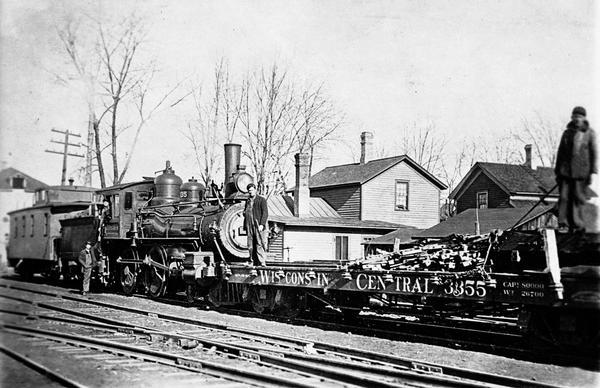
[0, 0, 597, 187]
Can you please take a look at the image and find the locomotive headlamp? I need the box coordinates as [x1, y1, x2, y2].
[235, 173, 254, 194]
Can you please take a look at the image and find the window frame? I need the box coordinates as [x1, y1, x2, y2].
[30, 214, 34, 237]
[394, 180, 409, 211]
[335, 235, 349, 261]
[44, 213, 49, 237]
[476, 191, 488, 209]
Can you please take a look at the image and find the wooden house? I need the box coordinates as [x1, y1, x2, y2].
[267, 152, 402, 262]
[305, 132, 447, 229]
[450, 146, 557, 214]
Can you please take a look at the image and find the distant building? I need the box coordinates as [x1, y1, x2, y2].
[268, 153, 400, 262]
[0, 167, 49, 267]
[415, 206, 557, 239]
[301, 132, 447, 229]
[450, 145, 557, 214]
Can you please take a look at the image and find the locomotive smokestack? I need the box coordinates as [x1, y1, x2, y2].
[524, 144, 532, 169]
[224, 143, 241, 186]
[294, 153, 311, 217]
[360, 131, 374, 165]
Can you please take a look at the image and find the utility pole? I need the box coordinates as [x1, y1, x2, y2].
[45, 128, 84, 185]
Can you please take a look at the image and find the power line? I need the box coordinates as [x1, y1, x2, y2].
[45, 128, 84, 185]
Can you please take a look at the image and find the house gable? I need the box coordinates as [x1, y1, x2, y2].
[455, 170, 510, 213]
[361, 160, 441, 228]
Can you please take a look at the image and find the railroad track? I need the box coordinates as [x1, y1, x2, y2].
[0, 278, 557, 387]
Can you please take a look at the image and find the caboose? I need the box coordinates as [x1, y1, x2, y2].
[7, 183, 99, 279]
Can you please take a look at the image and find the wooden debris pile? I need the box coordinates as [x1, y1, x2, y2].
[353, 234, 491, 272]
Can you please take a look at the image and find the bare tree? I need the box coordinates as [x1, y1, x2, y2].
[398, 122, 447, 177]
[57, 13, 185, 187]
[513, 113, 560, 167]
[184, 61, 227, 188]
[238, 64, 341, 195]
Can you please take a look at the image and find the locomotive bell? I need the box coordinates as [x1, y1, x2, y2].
[181, 177, 205, 202]
[151, 161, 183, 206]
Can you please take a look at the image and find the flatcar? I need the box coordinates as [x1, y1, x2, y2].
[7, 183, 99, 279]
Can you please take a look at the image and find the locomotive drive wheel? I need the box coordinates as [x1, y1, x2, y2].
[119, 247, 139, 295]
[144, 245, 169, 299]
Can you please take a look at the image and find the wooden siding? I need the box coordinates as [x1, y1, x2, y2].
[361, 162, 441, 229]
[268, 224, 284, 261]
[310, 185, 360, 220]
[456, 172, 510, 214]
[283, 227, 375, 261]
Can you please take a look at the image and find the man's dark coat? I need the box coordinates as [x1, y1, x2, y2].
[555, 121, 598, 180]
[244, 195, 268, 229]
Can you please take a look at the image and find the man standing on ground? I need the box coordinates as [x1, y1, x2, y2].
[244, 183, 269, 266]
[554, 106, 597, 232]
[78, 241, 97, 295]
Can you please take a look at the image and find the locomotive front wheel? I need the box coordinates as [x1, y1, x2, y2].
[119, 247, 139, 295]
[144, 245, 169, 299]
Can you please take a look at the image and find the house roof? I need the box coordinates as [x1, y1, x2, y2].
[414, 205, 554, 238]
[363, 226, 421, 245]
[269, 215, 401, 230]
[308, 155, 447, 190]
[450, 162, 558, 199]
[0, 167, 48, 192]
[268, 194, 399, 230]
[268, 195, 341, 218]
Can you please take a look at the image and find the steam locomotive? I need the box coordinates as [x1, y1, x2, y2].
[56, 143, 256, 299]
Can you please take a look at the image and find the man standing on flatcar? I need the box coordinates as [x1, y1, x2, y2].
[555, 106, 597, 232]
[244, 183, 269, 266]
[78, 241, 97, 295]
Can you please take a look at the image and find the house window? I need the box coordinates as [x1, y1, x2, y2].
[14, 218, 18, 238]
[477, 191, 488, 209]
[395, 181, 409, 211]
[44, 213, 49, 237]
[11, 176, 25, 189]
[30, 215, 34, 237]
[335, 236, 349, 261]
[22, 216, 26, 238]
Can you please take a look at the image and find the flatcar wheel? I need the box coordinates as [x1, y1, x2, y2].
[249, 287, 275, 314]
[145, 245, 169, 299]
[119, 247, 139, 295]
[272, 289, 302, 319]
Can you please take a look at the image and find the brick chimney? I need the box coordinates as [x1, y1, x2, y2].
[360, 131, 374, 165]
[294, 153, 311, 217]
[524, 144, 532, 168]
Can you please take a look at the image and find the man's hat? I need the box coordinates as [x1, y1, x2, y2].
[85, 241, 92, 245]
[572, 106, 586, 117]
[247, 183, 256, 190]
